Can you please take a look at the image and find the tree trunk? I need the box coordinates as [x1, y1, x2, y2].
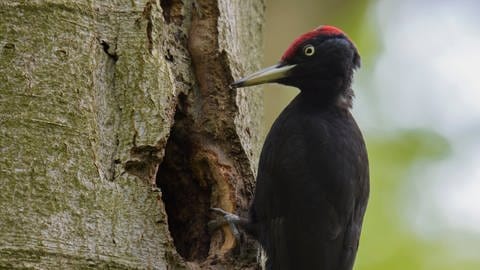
[0, 0, 264, 269]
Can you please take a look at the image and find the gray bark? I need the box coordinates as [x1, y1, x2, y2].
[0, 0, 264, 269]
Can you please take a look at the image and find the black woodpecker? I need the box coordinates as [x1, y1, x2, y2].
[212, 25, 369, 270]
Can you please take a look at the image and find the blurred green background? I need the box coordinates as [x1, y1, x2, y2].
[261, 0, 480, 269]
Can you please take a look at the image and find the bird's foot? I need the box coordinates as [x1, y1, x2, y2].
[209, 208, 241, 241]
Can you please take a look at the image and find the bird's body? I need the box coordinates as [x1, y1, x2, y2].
[250, 93, 368, 270]
[214, 25, 369, 270]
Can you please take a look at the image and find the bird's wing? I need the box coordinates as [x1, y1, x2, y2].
[337, 116, 370, 270]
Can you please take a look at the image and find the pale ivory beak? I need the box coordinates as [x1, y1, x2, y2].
[231, 63, 296, 88]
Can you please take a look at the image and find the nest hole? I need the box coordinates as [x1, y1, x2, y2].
[156, 106, 212, 261]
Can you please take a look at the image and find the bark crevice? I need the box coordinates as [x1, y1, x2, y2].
[99, 39, 119, 62]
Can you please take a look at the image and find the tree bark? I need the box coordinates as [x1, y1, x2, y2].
[0, 0, 264, 269]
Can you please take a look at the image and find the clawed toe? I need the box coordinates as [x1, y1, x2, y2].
[209, 208, 241, 241]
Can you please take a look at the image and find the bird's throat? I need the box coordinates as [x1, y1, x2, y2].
[298, 80, 354, 110]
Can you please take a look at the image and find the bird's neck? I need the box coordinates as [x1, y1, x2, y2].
[298, 77, 354, 110]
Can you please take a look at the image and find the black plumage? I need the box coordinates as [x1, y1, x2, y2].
[251, 96, 368, 270]
[215, 25, 369, 270]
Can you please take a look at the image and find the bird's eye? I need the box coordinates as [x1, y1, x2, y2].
[303, 45, 315, 56]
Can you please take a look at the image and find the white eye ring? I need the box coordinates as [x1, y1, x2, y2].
[304, 45, 315, 56]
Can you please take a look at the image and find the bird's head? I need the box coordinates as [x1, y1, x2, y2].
[232, 25, 360, 94]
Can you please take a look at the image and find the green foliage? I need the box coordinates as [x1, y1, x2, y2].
[357, 130, 453, 270]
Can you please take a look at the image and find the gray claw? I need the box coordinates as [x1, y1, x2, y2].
[209, 208, 241, 241]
